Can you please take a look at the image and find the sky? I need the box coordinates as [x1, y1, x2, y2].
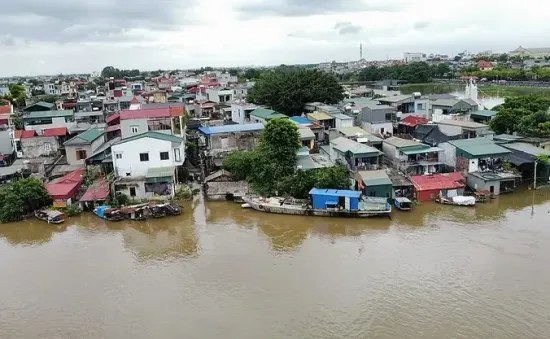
[0, 0, 549, 77]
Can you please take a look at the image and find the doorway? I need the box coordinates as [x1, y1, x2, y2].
[129, 187, 136, 197]
[489, 185, 494, 194]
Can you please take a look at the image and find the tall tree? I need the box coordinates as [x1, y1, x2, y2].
[247, 67, 344, 116]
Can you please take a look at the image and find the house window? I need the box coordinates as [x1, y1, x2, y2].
[417, 103, 424, 110]
[129, 187, 136, 197]
[139, 153, 149, 162]
[380, 127, 385, 134]
[131, 125, 139, 134]
[174, 148, 181, 162]
[115, 153, 122, 159]
[160, 151, 169, 160]
[76, 149, 87, 160]
[44, 142, 51, 152]
[221, 136, 229, 149]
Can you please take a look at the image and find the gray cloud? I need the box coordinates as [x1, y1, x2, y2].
[413, 21, 430, 30]
[0, 0, 193, 44]
[1, 36, 16, 46]
[236, 0, 404, 18]
[334, 22, 362, 35]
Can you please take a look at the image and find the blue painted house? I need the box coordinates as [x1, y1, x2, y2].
[309, 188, 360, 211]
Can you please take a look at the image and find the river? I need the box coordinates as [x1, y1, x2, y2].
[1, 189, 550, 339]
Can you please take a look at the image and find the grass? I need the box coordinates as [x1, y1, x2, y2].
[400, 83, 550, 98]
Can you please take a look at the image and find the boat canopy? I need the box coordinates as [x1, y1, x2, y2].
[395, 197, 412, 203]
[46, 210, 64, 218]
[94, 205, 111, 218]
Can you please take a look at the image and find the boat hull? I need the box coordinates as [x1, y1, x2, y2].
[242, 197, 391, 218]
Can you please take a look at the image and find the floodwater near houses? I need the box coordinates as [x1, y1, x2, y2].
[1, 189, 550, 339]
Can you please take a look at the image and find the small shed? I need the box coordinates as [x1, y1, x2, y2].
[354, 170, 392, 198]
[409, 172, 465, 201]
[45, 168, 85, 206]
[309, 188, 360, 211]
[203, 170, 249, 201]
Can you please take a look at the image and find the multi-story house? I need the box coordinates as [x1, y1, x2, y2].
[356, 102, 396, 137]
[382, 136, 444, 175]
[23, 110, 75, 133]
[206, 87, 234, 103]
[327, 137, 383, 171]
[231, 102, 258, 124]
[111, 132, 185, 199]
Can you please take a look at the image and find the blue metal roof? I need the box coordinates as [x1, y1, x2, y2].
[290, 116, 312, 124]
[198, 123, 265, 135]
[309, 188, 360, 198]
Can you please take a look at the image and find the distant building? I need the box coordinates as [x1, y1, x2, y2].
[510, 46, 550, 58]
[404, 52, 426, 63]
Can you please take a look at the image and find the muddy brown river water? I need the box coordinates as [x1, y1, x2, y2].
[1, 189, 550, 339]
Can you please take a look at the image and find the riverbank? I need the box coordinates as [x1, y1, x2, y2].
[400, 83, 550, 97]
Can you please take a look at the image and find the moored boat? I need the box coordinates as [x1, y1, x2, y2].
[149, 202, 182, 216]
[394, 197, 412, 211]
[120, 204, 150, 220]
[435, 195, 476, 206]
[35, 209, 65, 224]
[242, 188, 391, 218]
[93, 205, 125, 221]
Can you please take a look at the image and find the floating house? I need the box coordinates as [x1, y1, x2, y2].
[309, 188, 360, 211]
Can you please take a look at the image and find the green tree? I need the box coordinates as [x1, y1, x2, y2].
[85, 82, 97, 91]
[490, 94, 550, 136]
[0, 178, 52, 223]
[6, 83, 26, 107]
[314, 164, 350, 189]
[248, 67, 344, 116]
[222, 150, 258, 181]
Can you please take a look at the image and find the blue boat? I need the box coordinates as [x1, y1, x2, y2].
[394, 197, 412, 211]
[93, 205, 125, 221]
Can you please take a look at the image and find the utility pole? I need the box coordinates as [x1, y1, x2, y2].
[533, 160, 538, 189]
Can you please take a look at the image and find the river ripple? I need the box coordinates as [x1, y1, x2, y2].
[0, 189, 549, 339]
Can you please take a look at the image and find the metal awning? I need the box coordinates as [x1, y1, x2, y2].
[401, 146, 443, 155]
[145, 166, 175, 183]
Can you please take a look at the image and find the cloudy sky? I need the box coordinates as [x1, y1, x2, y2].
[0, 0, 548, 76]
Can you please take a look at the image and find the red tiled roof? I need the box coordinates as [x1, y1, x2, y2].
[46, 168, 85, 200]
[477, 60, 493, 68]
[410, 172, 465, 191]
[106, 124, 121, 132]
[43, 127, 67, 137]
[63, 102, 76, 109]
[169, 106, 184, 116]
[14, 130, 37, 139]
[79, 177, 110, 202]
[399, 115, 429, 127]
[105, 113, 120, 123]
[120, 108, 171, 120]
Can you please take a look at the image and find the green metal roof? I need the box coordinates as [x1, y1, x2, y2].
[357, 170, 392, 186]
[23, 110, 74, 120]
[64, 128, 104, 146]
[470, 110, 497, 118]
[449, 138, 511, 157]
[115, 131, 183, 145]
[331, 137, 382, 157]
[250, 108, 288, 120]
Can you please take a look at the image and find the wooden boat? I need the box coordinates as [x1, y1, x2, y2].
[394, 197, 412, 211]
[120, 204, 150, 220]
[242, 195, 392, 218]
[35, 209, 65, 224]
[93, 205, 125, 221]
[435, 195, 476, 206]
[149, 202, 182, 216]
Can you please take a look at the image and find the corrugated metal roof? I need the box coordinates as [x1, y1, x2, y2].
[298, 127, 315, 140]
[23, 110, 74, 119]
[502, 142, 550, 156]
[449, 138, 511, 156]
[42, 127, 67, 137]
[120, 107, 176, 120]
[357, 170, 392, 186]
[64, 128, 104, 146]
[437, 119, 488, 129]
[410, 172, 465, 191]
[399, 115, 429, 127]
[250, 108, 288, 120]
[114, 131, 183, 145]
[79, 177, 110, 202]
[198, 123, 264, 135]
[46, 168, 85, 199]
[331, 113, 353, 120]
[470, 110, 497, 118]
[383, 136, 421, 148]
[309, 188, 361, 198]
[378, 94, 413, 103]
[146, 166, 175, 178]
[14, 130, 36, 138]
[401, 146, 442, 155]
[307, 112, 333, 121]
[330, 137, 381, 156]
[289, 116, 312, 125]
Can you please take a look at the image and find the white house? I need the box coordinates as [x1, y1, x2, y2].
[111, 131, 185, 199]
[230, 102, 258, 124]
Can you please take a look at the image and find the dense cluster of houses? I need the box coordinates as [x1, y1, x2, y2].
[1, 67, 550, 207]
[197, 87, 550, 202]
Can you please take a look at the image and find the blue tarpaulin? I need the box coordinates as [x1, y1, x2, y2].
[94, 205, 110, 218]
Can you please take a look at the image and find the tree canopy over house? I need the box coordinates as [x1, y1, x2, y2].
[101, 66, 140, 79]
[489, 94, 550, 137]
[247, 66, 344, 116]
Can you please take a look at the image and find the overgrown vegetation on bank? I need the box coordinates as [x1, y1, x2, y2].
[0, 178, 52, 223]
[489, 94, 550, 137]
[223, 119, 350, 198]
